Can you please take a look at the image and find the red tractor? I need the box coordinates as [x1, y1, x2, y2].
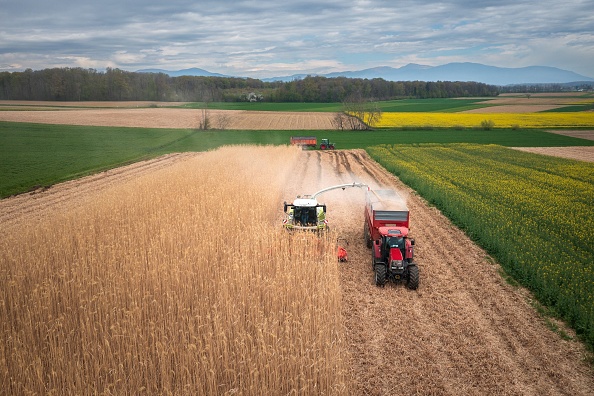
[364, 190, 419, 289]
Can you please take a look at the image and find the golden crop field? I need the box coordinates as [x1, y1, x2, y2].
[377, 112, 594, 128]
[0, 146, 348, 394]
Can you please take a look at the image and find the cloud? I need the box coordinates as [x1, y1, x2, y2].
[1, 0, 593, 77]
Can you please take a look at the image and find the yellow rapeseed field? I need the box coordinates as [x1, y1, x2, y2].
[377, 112, 594, 128]
[0, 146, 348, 394]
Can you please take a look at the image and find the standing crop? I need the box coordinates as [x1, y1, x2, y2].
[0, 146, 348, 394]
[376, 112, 594, 128]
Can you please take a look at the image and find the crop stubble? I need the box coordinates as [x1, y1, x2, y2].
[0, 108, 336, 130]
[293, 150, 594, 395]
[511, 131, 594, 162]
[2, 147, 593, 394]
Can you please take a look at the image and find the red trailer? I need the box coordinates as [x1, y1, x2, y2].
[364, 189, 419, 289]
[364, 189, 409, 246]
[290, 136, 317, 148]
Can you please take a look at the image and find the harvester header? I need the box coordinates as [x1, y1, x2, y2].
[283, 182, 368, 231]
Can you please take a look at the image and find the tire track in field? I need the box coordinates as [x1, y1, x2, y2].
[310, 150, 594, 395]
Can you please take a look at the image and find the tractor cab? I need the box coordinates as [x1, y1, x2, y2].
[282, 183, 368, 232]
[377, 227, 408, 262]
[283, 196, 327, 231]
[319, 138, 335, 150]
[373, 226, 418, 289]
[293, 206, 318, 226]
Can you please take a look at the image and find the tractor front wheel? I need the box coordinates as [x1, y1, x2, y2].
[374, 264, 386, 287]
[407, 265, 419, 290]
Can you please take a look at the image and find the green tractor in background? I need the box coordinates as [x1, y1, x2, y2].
[319, 138, 335, 150]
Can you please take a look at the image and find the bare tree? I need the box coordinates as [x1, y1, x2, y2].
[197, 103, 210, 130]
[341, 93, 382, 130]
[197, 84, 221, 130]
[361, 101, 382, 128]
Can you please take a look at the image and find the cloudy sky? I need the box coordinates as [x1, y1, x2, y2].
[1, 0, 593, 78]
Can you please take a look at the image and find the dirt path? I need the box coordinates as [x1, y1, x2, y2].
[283, 150, 594, 395]
[2, 149, 593, 394]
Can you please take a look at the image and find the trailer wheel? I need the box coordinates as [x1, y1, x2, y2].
[407, 265, 419, 290]
[374, 264, 386, 287]
[364, 221, 372, 248]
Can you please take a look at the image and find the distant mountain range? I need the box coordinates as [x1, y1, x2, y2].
[136, 63, 594, 86]
[136, 67, 228, 78]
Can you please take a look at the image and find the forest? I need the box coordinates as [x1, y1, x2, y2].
[0, 67, 500, 102]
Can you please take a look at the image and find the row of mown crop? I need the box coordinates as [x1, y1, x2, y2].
[376, 112, 594, 128]
[367, 143, 594, 349]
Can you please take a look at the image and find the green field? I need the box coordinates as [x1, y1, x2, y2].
[543, 104, 594, 112]
[369, 98, 491, 112]
[178, 98, 493, 112]
[178, 102, 345, 112]
[367, 144, 594, 350]
[2, 121, 594, 198]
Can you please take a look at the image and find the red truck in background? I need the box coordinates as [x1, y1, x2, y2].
[290, 136, 317, 148]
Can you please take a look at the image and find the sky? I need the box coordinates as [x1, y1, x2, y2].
[1, 0, 593, 79]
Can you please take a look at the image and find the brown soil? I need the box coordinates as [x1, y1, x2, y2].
[461, 104, 566, 113]
[546, 130, 594, 141]
[0, 100, 190, 108]
[498, 93, 593, 97]
[511, 146, 594, 162]
[464, 94, 593, 113]
[283, 150, 594, 395]
[0, 108, 336, 130]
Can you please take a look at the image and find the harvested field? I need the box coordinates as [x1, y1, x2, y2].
[511, 146, 594, 162]
[478, 97, 577, 105]
[2, 148, 593, 394]
[464, 94, 594, 113]
[0, 108, 336, 130]
[461, 104, 565, 113]
[546, 129, 594, 141]
[498, 92, 593, 97]
[0, 100, 190, 108]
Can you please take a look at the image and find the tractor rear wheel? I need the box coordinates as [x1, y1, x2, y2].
[320, 144, 327, 150]
[374, 264, 386, 287]
[407, 265, 419, 290]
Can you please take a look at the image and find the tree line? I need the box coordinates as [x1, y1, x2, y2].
[498, 83, 593, 94]
[0, 67, 500, 102]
